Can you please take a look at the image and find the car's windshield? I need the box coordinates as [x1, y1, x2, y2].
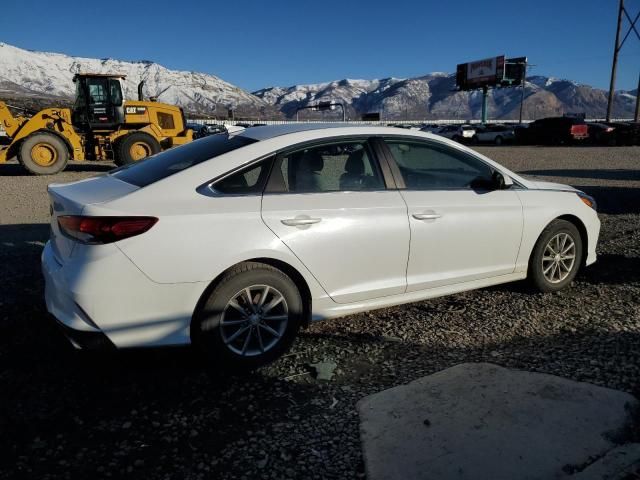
[111, 135, 257, 187]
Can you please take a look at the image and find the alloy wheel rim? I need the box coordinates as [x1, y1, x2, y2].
[220, 285, 289, 357]
[542, 233, 576, 284]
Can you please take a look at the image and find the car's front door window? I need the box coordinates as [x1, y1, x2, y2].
[384, 140, 494, 190]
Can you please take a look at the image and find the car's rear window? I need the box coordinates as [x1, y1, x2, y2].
[111, 135, 256, 187]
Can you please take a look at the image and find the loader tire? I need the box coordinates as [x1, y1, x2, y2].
[18, 132, 69, 175]
[114, 132, 161, 166]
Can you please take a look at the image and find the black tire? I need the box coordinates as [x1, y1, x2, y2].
[494, 135, 503, 146]
[114, 132, 160, 166]
[18, 132, 69, 175]
[471, 135, 479, 145]
[192, 262, 304, 372]
[452, 135, 462, 143]
[528, 219, 583, 293]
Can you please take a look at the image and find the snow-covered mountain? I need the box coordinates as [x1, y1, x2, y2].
[0, 42, 279, 117]
[0, 42, 636, 120]
[254, 74, 638, 120]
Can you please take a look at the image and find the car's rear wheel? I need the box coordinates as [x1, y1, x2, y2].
[528, 219, 582, 293]
[494, 135, 503, 145]
[193, 262, 303, 371]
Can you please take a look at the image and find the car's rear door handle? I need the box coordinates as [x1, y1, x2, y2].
[412, 212, 442, 221]
[281, 217, 322, 226]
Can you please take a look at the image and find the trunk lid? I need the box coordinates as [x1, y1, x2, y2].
[48, 174, 139, 262]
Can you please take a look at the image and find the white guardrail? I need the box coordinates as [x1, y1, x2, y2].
[187, 118, 634, 126]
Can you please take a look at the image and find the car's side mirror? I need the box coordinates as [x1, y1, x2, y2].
[492, 170, 513, 190]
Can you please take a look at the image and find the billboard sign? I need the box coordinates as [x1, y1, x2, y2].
[467, 56, 504, 85]
[504, 56, 527, 86]
[456, 55, 508, 90]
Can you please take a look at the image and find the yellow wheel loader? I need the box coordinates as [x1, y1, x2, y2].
[0, 74, 193, 175]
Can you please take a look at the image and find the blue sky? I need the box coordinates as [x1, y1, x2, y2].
[2, 0, 639, 92]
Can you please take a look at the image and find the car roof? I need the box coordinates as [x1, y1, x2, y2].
[237, 123, 380, 141]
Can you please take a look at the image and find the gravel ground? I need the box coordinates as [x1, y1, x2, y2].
[0, 146, 639, 480]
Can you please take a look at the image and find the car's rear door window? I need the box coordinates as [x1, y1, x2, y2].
[112, 135, 256, 187]
[267, 140, 385, 193]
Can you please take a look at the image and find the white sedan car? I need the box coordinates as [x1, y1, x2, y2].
[434, 124, 476, 143]
[43, 124, 600, 369]
[472, 125, 516, 145]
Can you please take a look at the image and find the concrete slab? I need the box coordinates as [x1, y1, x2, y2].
[357, 363, 638, 480]
[570, 443, 640, 480]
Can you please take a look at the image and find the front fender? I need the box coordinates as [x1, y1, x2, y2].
[514, 189, 600, 272]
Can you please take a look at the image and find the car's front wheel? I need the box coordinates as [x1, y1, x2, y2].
[193, 262, 303, 371]
[528, 219, 582, 293]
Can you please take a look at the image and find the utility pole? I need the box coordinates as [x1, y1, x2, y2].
[519, 61, 527, 124]
[606, 0, 640, 121]
[605, 0, 640, 121]
[481, 86, 489, 124]
[635, 72, 640, 122]
[607, 0, 625, 121]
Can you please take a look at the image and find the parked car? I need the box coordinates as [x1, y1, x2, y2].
[433, 124, 476, 143]
[186, 123, 210, 140]
[605, 122, 640, 146]
[43, 124, 600, 370]
[419, 124, 441, 133]
[472, 124, 515, 145]
[515, 117, 589, 145]
[206, 124, 228, 135]
[587, 123, 617, 146]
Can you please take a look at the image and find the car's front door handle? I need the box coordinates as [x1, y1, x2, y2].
[412, 213, 442, 221]
[281, 217, 322, 226]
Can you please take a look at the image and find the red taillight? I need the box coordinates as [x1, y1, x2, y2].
[58, 216, 158, 244]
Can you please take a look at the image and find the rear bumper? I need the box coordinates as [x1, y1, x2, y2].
[42, 242, 105, 340]
[43, 243, 113, 349]
[42, 241, 208, 349]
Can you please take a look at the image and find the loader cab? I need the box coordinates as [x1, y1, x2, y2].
[72, 74, 125, 131]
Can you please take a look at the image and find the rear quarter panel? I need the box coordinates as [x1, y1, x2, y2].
[90, 191, 330, 300]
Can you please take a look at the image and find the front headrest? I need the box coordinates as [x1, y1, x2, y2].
[345, 149, 365, 174]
